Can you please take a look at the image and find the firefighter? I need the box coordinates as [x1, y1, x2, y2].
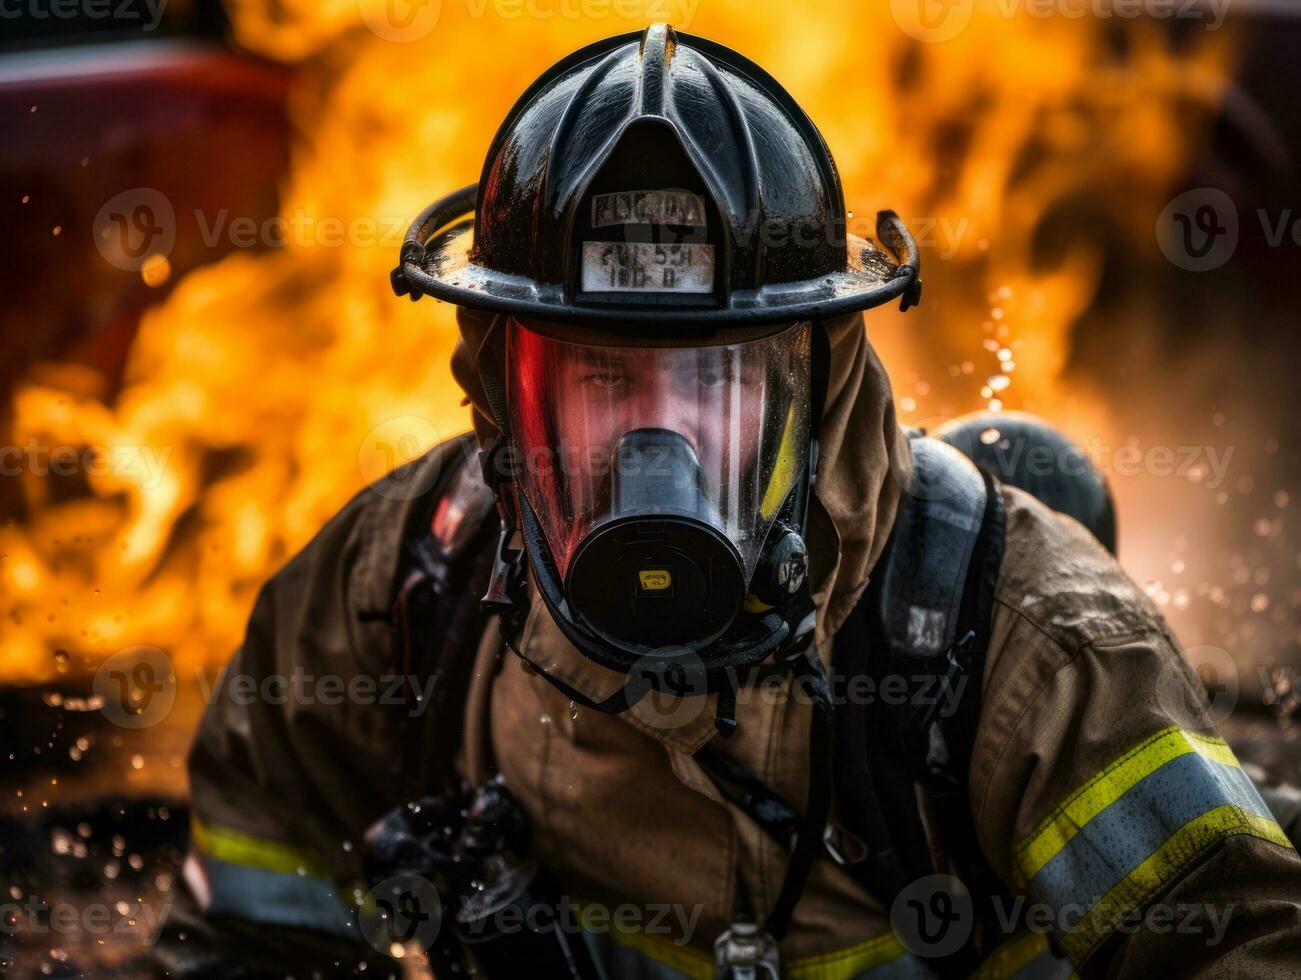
[172, 25, 1301, 980]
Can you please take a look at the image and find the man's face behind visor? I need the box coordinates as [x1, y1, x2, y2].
[506, 317, 813, 612]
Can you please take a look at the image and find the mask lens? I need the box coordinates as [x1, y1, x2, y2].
[506, 319, 812, 650]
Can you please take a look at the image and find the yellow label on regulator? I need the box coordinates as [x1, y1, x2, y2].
[638, 570, 672, 591]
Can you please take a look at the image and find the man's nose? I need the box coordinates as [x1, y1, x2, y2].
[634, 373, 701, 452]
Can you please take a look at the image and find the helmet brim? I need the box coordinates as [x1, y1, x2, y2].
[392, 185, 922, 329]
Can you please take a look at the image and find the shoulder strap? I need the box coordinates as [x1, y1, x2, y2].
[873, 435, 1005, 782]
[390, 436, 500, 797]
[832, 433, 1007, 973]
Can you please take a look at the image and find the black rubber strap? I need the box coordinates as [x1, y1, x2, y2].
[693, 744, 801, 846]
[831, 587, 915, 909]
[498, 634, 642, 715]
[763, 647, 835, 942]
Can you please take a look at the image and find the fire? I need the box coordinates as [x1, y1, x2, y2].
[2, 1, 1239, 685]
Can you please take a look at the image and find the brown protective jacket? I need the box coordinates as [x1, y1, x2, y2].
[187, 313, 1301, 978]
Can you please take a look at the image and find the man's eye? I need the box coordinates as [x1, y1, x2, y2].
[699, 365, 734, 389]
[582, 371, 625, 389]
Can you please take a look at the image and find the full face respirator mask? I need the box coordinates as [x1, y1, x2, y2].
[500, 317, 818, 686]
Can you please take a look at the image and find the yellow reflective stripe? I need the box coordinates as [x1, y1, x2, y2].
[1059, 804, 1289, 963]
[969, 930, 1049, 979]
[577, 898, 911, 980]
[575, 903, 713, 980]
[759, 403, 798, 521]
[1014, 727, 1237, 886]
[191, 815, 330, 879]
[787, 931, 910, 979]
[969, 929, 1080, 980]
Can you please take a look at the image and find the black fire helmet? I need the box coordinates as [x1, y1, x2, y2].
[392, 23, 922, 333]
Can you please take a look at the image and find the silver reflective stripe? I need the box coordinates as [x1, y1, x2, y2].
[1028, 751, 1272, 914]
[204, 855, 358, 939]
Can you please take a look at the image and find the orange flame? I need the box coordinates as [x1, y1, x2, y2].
[1, 1, 1239, 684]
